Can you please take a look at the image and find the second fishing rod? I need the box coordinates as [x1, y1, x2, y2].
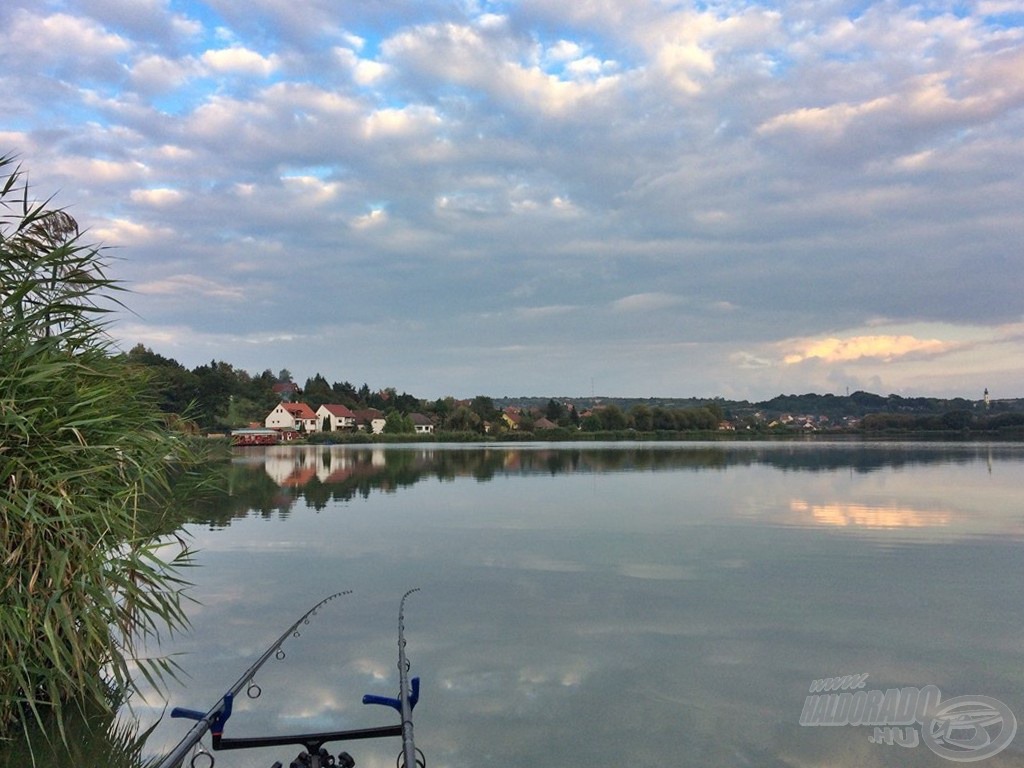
[156, 590, 422, 768]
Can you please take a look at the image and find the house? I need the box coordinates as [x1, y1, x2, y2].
[316, 403, 357, 431]
[532, 417, 557, 430]
[353, 409, 386, 434]
[410, 413, 434, 434]
[265, 402, 318, 432]
[272, 382, 300, 401]
[501, 409, 523, 430]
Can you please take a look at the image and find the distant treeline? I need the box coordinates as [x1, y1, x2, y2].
[121, 344, 421, 431]
[860, 410, 1024, 434]
[123, 344, 1023, 436]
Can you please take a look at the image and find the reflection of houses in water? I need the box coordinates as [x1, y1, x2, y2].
[260, 444, 315, 487]
[262, 445, 389, 488]
[279, 466, 316, 487]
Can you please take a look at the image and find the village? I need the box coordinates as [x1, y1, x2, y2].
[231, 399, 567, 445]
[225, 381, 1018, 446]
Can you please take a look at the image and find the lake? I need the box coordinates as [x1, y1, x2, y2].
[129, 441, 1024, 768]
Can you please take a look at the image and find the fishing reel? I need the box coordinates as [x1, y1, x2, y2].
[269, 748, 355, 768]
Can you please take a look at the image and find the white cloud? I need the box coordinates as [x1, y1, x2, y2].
[130, 187, 183, 206]
[129, 54, 196, 93]
[92, 217, 174, 244]
[362, 106, 442, 138]
[546, 40, 583, 63]
[781, 334, 955, 364]
[381, 21, 622, 117]
[58, 157, 150, 185]
[200, 46, 279, 76]
[280, 175, 341, 204]
[3, 10, 130, 62]
[334, 47, 389, 86]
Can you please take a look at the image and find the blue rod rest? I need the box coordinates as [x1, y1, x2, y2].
[171, 692, 234, 734]
[362, 677, 419, 713]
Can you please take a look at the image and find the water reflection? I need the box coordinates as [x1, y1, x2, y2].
[121, 443, 1024, 768]
[789, 500, 952, 529]
[201, 442, 1024, 541]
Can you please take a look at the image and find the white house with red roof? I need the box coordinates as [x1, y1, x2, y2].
[265, 402, 318, 432]
[316, 403, 357, 431]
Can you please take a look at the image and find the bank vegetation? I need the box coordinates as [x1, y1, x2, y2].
[1, 155, 200, 755]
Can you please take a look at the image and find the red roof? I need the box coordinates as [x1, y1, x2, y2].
[353, 409, 383, 421]
[282, 402, 316, 419]
[321, 403, 356, 417]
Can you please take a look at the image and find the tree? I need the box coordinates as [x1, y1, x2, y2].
[445, 405, 480, 433]
[332, 379, 359, 407]
[630, 404, 653, 431]
[602, 405, 629, 431]
[470, 395, 498, 422]
[568, 404, 581, 428]
[652, 407, 675, 431]
[123, 344, 198, 417]
[384, 410, 414, 434]
[303, 373, 332, 409]
[545, 399, 566, 423]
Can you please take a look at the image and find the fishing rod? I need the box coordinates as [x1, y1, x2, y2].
[362, 589, 423, 768]
[154, 591, 353, 768]
[154, 590, 423, 768]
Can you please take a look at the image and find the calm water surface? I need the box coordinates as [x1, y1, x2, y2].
[131, 442, 1024, 768]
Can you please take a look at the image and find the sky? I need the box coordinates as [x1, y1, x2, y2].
[2, 0, 1023, 401]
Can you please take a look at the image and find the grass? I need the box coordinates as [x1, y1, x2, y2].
[1, 153, 197, 755]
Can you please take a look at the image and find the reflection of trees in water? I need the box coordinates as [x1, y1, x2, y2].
[185, 443, 1018, 527]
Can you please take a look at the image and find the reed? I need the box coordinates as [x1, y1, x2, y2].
[1, 154, 194, 749]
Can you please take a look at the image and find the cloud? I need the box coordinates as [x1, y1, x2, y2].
[514, 305, 578, 320]
[129, 53, 197, 93]
[4, 0, 1023, 399]
[333, 47, 389, 85]
[73, 0, 201, 41]
[730, 351, 772, 370]
[133, 274, 246, 300]
[782, 334, 955, 365]
[351, 207, 387, 229]
[201, 46, 280, 76]
[380, 20, 623, 118]
[3, 10, 130, 64]
[611, 293, 683, 313]
[362, 105, 442, 138]
[92, 217, 175, 245]
[130, 187, 183, 206]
